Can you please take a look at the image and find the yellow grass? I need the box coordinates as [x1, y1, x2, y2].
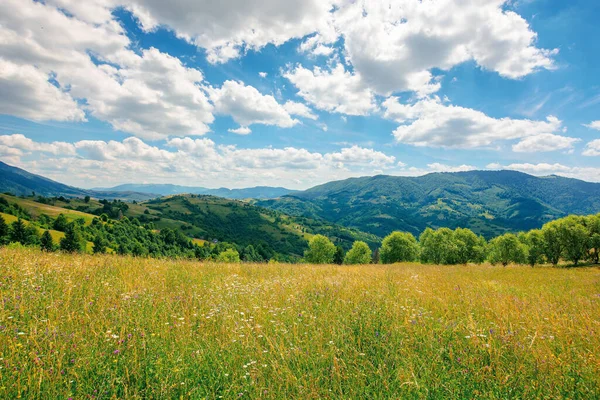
[0, 248, 598, 399]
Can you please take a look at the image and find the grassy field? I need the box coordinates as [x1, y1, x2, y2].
[0, 248, 598, 399]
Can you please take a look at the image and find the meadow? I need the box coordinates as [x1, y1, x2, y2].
[0, 247, 599, 399]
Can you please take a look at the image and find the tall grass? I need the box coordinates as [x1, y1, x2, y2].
[1, 248, 598, 399]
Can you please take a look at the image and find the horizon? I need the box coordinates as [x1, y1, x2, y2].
[3, 160, 598, 192]
[1, 1, 599, 188]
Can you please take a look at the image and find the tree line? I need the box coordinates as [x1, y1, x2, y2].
[303, 214, 600, 267]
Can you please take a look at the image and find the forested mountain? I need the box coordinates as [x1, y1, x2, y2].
[92, 184, 294, 199]
[257, 171, 600, 238]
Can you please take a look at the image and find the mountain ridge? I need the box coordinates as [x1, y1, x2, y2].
[257, 170, 600, 238]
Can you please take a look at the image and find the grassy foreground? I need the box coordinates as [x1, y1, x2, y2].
[0, 248, 599, 399]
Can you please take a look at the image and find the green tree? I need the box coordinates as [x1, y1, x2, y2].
[242, 245, 263, 262]
[304, 235, 336, 264]
[542, 220, 563, 266]
[519, 229, 545, 267]
[333, 246, 345, 265]
[344, 241, 372, 265]
[92, 234, 107, 254]
[454, 228, 487, 264]
[60, 223, 84, 253]
[419, 228, 459, 264]
[52, 214, 69, 232]
[0, 215, 9, 245]
[556, 216, 589, 266]
[488, 233, 528, 266]
[216, 248, 241, 263]
[24, 225, 41, 246]
[380, 231, 419, 264]
[9, 219, 27, 244]
[40, 230, 54, 252]
[84, 195, 91, 203]
[586, 214, 600, 264]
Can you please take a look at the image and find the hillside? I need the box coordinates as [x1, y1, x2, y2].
[0, 192, 379, 259]
[257, 170, 600, 238]
[133, 195, 379, 256]
[0, 161, 157, 200]
[93, 183, 295, 199]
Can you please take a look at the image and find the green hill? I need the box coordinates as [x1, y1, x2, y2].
[131, 195, 380, 257]
[257, 171, 600, 238]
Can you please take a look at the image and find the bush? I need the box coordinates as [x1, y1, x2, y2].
[488, 233, 528, 266]
[304, 235, 336, 264]
[344, 241, 372, 265]
[216, 248, 241, 263]
[380, 231, 419, 264]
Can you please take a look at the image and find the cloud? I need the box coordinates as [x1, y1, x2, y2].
[0, 134, 76, 156]
[425, 163, 477, 173]
[2, 134, 401, 189]
[283, 101, 318, 120]
[284, 64, 376, 116]
[258, 72, 268, 78]
[209, 80, 298, 129]
[123, 0, 335, 63]
[485, 162, 600, 182]
[584, 121, 600, 131]
[512, 133, 580, 153]
[324, 146, 396, 168]
[583, 140, 600, 157]
[328, 0, 556, 96]
[228, 126, 252, 135]
[0, 0, 214, 140]
[0, 60, 85, 122]
[383, 96, 565, 149]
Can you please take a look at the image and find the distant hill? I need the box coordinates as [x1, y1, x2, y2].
[257, 170, 600, 238]
[131, 194, 380, 255]
[93, 183, 295, 199]
[0, 161, 156, 201]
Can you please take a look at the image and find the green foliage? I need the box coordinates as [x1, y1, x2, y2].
[0, 215, 8, 245]
[333, 246, 345, 265]
[9, 219, 27, 244]
[216, 248, 241, 263]
[304, 235, 336, 264]
[52, 214, 69, 232]
[541, 221, 563, 266]
[40, 230, 54, 252]
[60, 223, 85, 253]
[488, 233, 528, 266]
[380, 231, 419, 264]
[419, 228, 459, 264]
[586, 214, 600, 264]
[519, 229, 545, 267]
[453, 228, 487, 264]
[556, 216, 589, 266]
[343, 241, 372, 265]
[92, 234, 107, 254]
[241, 245, 263, 262]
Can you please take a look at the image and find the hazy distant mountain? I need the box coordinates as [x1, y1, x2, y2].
[257, 170, 600, 238]
[93, 183, 295, 199]
[0, 161, 156, 201]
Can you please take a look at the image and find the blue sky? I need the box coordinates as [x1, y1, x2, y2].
[0, 0, 599, 189]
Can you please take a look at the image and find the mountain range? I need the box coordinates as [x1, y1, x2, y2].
[256, 171, 600, 238]
[92, 183, 295, 199]
[2, 160, 600, 239]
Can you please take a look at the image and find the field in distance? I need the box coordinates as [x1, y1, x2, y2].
[1, 248, 599, 398]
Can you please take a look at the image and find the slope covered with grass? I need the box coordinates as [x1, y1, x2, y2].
[1, 248, 598, 399]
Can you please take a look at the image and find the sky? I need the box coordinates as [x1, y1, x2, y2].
[0, 0, 599, 189]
